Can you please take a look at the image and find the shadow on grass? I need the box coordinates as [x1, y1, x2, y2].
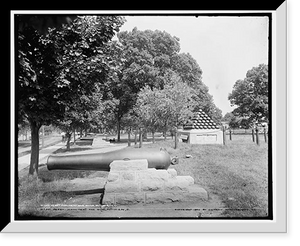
[103, 134, 173, 145]
[37, 165, 94, 183]
[43, 188, 104, 199]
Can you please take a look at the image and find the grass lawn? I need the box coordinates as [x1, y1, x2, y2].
[18, 134, 269, 218]
[141, 134, 269, 217]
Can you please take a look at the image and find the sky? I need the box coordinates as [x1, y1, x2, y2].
[117, 15, 269, 116]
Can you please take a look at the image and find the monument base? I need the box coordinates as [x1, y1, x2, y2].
[102, 159, 208, 205]
[179, 129, 223, 145]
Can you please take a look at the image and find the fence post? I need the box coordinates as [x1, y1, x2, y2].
[229, 129, 232, 141]
[174, 127, 178, 149]
[252, 128, 255, 142]
[255, 127, 260, 145]
[264, 127, 267, 143]
[222, 126, 226, 145]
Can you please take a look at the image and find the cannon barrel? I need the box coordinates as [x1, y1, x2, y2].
[47, 148, 177, 171]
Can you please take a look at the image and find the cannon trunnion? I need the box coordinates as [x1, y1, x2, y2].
[47, 148, 177, 171]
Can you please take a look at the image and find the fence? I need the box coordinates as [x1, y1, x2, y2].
[226, 128, 267, 135]
[224, 128, 268, 145]
[123, 127, 268, 149]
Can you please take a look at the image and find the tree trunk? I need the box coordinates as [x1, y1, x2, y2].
[41, 125, 45, 148]
[66, 132, 71, 150]
[134, 130, 138, 145]
[152, 131, 155, 143]
[29, 121, 41, 175]
[73, 129, 76, 145]
[128, 128, 131, 146]
[143, 131, 147, 140]
[139, 128, 143, 148]
[222, 126, 226, 145]
[174, 127, 178, 149]
[117, 119, 121, 142]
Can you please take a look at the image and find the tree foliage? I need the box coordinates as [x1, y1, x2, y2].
[228, 64, 269, 125]
[107, 27, 222, 139]
[222, 112, 249, 129]
[135, 74, 197, 134]
[17, 17, 225, 174]
[52, 16, 125, 147]
[17, 15, 125, 174]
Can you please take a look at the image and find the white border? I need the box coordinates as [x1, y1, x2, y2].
[11, 10, 274, 14]
[5, 4, 287, 232]
[10, 9, 15, 224]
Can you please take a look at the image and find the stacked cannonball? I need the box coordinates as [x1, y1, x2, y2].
[183, 109, 219, 130]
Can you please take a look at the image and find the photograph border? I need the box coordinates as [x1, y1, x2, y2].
[2, 3, 287, 233]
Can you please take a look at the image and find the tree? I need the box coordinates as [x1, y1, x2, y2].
[222, 112, 238, 128]
[135, 74, 197, 139]
[55, 90, 103, 150]
[17, 15, 76, 35]
[162, 74, 197, 128]
[228, 64, 269, 125]
[109, 28, 181, 141]
[18, 25, 64, 175]
[17, 15, 125, 175]
[134, 86, 164, 142]
[171, 52, 203, 89]
[170, 52, 222, 122]
[105, 27, 221, 140]
[52, 16, 125, 148]
[210, 106, 223, 124]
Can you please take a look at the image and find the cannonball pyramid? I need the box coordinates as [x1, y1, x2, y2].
[183, 109, 219, 130]
[102, 159, 208, 205]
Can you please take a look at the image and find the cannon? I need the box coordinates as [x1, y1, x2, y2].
[47, 148, 179, 171]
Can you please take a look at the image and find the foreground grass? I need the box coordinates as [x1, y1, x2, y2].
[18, 168, 97, 217]
[142, 135, 269, 217]
[18, 134, 269, 218]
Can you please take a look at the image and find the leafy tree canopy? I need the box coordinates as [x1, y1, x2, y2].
[17, 15, 125, 174]
[228, 64, 269, 125]
[135, 73, 197, 133]
[109, 27, 222, 136]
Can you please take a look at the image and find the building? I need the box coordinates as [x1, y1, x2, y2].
[178, 109, 223, 144]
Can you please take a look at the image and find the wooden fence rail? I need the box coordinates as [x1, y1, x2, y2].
[224, 128, 268, 144]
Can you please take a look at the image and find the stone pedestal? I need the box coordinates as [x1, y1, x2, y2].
[178, 129, 223, 145]
[102, 159, 208, 205]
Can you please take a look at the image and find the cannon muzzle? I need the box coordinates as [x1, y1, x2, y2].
[47, 148, 178, 171]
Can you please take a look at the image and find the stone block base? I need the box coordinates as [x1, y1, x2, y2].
[102, 159, 208, 205]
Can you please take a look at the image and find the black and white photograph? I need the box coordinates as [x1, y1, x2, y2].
[5, 4, 287, 233]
